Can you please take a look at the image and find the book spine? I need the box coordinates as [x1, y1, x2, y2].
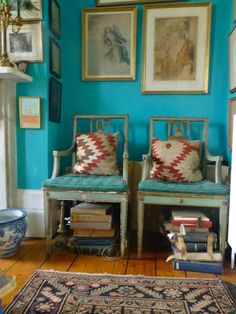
[71, 214, 112, 222]
[70, 221, 112, 230]
[171, 219, 212, 228]
[164, 224, 209, 233]
[183, 233, 217, 243]
[185, 242, 218, 252]
[70, 208, 108, 215]
[173, 260, 223, 274]
[73, 228, 115, 238]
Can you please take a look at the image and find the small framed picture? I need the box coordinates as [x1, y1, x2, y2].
[49, 0, 61, 38]
[229, 26, 236, 93]
[7, 21, 43, 62]
[19, 96, 41, 129]
[82, 7, 137, 81]
[50, 37, 61, 78]
[228, 97, 236, 150]
[9, 0, 42, 20]
[49, 77, 62, 123]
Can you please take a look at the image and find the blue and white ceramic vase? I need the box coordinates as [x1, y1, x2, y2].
[0, 209, 27, 257]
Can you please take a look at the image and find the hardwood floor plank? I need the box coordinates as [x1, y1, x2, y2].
[68, 255, 99, 273]
[126, 258, 156, 276]
[185, 271, 216, 278]
[217, 262, 236, 283]
[40, 252, 77, 271]
[96, 258, 115, 273]
[0, 238, 40, 272]
[156, 252, 186, 277]
[113, 258, 128, 274]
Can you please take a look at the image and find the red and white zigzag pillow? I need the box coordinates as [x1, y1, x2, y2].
[150, 139, 203, 182]
[73, 132, 119, 175]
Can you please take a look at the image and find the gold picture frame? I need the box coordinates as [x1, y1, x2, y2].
[142, 3, 211, 94]
[97, 0, 181, 6]
[228, 97, 236, 151]
[9, 0, 42, 21]
[229, 26, 236, 93]
[7, 21, 43, 62]
[233, 0, 236, 22]
[82, 7, 137, 81]
[19, 96, 41, 129]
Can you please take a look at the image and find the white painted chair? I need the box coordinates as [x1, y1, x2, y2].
[137, 117, 229, 259]
[43, 114, 129, 258]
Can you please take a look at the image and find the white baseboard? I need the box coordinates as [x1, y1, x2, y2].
[16, 189, 45, 238]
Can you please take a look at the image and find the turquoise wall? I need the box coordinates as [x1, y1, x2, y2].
[16, 0, 231, 189]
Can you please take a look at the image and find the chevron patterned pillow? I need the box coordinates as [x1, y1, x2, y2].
[73, 132, 119, 175]
[150, 139, 203, 182]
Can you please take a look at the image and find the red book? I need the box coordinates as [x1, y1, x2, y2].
[170, 219, 213, 228]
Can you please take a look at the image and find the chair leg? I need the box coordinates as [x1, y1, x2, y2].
[231, 250, 235, 269]
[55, 201, 68, 246]
[137, 196, 144, 259]
[120, 197, 128, 258]
[44, 194, 52, 256]
[219, 200, 229, 259]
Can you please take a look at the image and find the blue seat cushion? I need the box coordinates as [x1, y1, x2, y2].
[43, 174, 128, 192]
[138, 179, 229, 195]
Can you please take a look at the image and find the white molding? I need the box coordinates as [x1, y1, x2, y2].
[17, 189, 45, 238]
[17, 189, 44, 209]
[0, 71, 32, 209]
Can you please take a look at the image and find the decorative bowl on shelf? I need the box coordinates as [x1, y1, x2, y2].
[0, 209, 27, 257]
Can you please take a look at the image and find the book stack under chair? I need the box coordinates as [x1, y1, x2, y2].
[164, 209, 217, 252]
[68, 202, 119, 256]
[165, 209, 223, 274]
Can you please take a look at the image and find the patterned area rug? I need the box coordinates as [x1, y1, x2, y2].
[4, 270, 236, 314]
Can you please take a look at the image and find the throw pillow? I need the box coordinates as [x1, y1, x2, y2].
[73, 132, 119, 175]
[150, 139, 203, 182]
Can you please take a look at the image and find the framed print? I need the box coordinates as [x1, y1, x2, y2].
[9, 0, 42, 20]
[228, 97, 236, 150]
[49, 77, 62, 123]
[233, 0, 236, 22]
[50, 37, 61, 78]
[49, 0, 61, 38]
[7, 21, 43, 62]
[142, 3, 211, 94]
[229, 26, 236, 93]
[82, 7, 137, 81]
[19, 96, 41, 129]
[97, 0, 181, 6]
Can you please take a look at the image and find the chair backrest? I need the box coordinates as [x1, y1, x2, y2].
[71, 114, 129, 180]
[147, 117, 213, 180]
[148, 117, 208, 152]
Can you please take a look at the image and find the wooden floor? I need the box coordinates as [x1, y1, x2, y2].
[1, 232, 236, 309]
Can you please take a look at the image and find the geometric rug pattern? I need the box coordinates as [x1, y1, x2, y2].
[4, 270, 236, 314]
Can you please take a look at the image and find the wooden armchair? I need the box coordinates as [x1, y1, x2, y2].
[43, 114, 129, 258]
[137, 117, 229, 259]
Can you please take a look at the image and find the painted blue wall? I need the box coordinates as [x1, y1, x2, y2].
[16, 0, 231, 189]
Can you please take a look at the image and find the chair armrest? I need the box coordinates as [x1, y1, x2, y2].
[141, 154, 152, 181]
[122, 152, 129, 182]
[204, 149, 223, 184]
[51, 144, 75, 179]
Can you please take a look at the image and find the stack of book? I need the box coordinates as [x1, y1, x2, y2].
[165, 209, 222, 274]
[164, 209, 217, 252]
[68, 202, 118, 256]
